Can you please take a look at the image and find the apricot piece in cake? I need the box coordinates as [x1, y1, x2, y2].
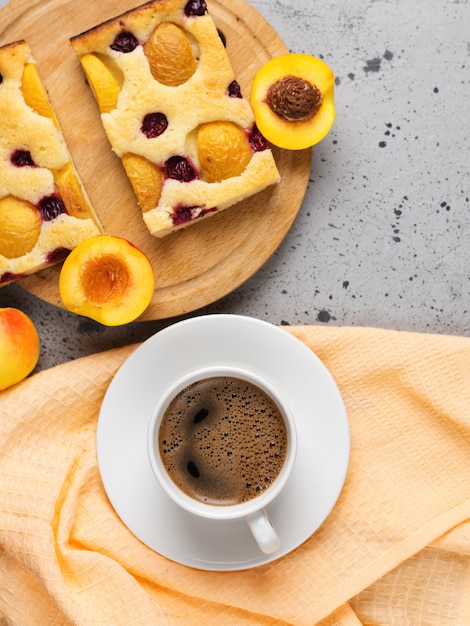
[197, 121, 252, 183]
[21, 63, 58, 126]
[0, 196, 41, 258]
[121, 153, 163, 212]
[59, 235, 155, 326]
[79, 53, 121, 113]
[144, 22, 197, 86]
[54, 162, 94, 219]
[250, 53, 335, 150]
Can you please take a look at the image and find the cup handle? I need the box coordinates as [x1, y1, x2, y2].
[245, 509, 281, 555]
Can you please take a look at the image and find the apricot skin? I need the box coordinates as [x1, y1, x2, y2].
[250, 53, 336, 150]
[144, 23, 197, 86]
[0, 308, 40, 391]
[59, 235, 155, 326]
[197, 121, 252, 183]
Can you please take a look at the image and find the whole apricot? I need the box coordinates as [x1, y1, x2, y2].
[59, 235, 155, 326]
[0, 308, 40, 391]
[250, 53, 335, 150]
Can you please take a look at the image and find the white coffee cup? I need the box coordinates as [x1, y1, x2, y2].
[147, 365, 297, 555]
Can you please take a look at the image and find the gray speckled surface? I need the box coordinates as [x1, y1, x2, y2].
[0, 0, 469, 372]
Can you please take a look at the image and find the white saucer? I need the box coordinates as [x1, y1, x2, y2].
[97, 315, 350, 571]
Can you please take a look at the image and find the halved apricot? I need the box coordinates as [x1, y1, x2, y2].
[59, 235, 155, 326]
[250, 53, 335, 150]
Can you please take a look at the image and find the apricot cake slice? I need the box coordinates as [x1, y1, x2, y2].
[70, 0, 280, 238]
[0, 40, 103, 286]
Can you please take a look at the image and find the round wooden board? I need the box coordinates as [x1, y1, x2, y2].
[0, 0, 312, 321]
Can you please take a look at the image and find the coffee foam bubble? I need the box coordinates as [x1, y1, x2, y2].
[158, 376, 288, 505]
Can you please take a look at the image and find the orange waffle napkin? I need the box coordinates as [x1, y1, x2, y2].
[1, 325, 470, 625]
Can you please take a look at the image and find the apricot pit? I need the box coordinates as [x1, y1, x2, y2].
[250, 53, 335, 150]
[59, 235, 155, 326]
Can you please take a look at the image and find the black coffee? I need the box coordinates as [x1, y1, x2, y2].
[158, 376, 288, 505]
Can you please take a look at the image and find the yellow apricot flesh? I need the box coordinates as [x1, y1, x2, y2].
[80, 53, 121, 113]
[21, 63, 58, 126]
[59, 235, 155, 326]
[0, 308, 40, 390]
[250, 53, 335, 150]
[0, 196, 41, 259]
[197, 121, 252, 183]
